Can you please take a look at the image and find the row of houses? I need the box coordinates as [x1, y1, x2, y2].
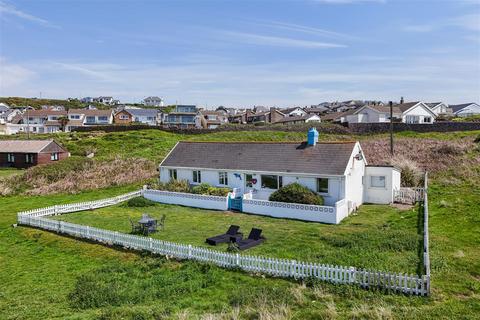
[1, 99, 479, 135]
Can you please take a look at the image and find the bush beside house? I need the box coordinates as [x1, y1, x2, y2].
[151, 179, 230, 197]
[269, 183, 324, 205]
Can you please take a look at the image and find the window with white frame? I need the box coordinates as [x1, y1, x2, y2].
[405, 115, 419, 124]
[370, 176, 386, 188]
[25, 154, 34, 164]
[7, 153, 15, 163]
[51, 153, 59, 161]
[219, 172, 228, 185]
[245, 174, 254, 187]
[423, 117, 431, 123]
[169, 169, 177, 180]
[119, 114, 129, 120]
[193, 170, 201, 183]
[316, 178, 329, 193]
[261, 175, 282, 189]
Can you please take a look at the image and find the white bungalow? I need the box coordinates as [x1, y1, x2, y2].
[426, 102, 451, 116]
[450, 103, 480, 117]
[159, 129, 401, 213]
[346, 102, 436, 124]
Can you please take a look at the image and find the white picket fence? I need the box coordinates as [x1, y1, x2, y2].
[394, 187, 425, 204]
[17, 190, 429, 296]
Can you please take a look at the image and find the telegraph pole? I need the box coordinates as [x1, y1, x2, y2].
[389, 100, 394, 155]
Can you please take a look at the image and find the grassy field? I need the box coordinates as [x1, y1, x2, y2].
[0, 129, 479, 319]
[51, 201, 420, 273]
[0, 168, 23, 180]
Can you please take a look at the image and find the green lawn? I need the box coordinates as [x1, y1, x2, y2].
[51, 201, 420, 273]
[0, 168, 23, 180]
[0, 179, 478, 319]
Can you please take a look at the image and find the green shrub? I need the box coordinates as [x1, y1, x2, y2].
[192, 183, 230, 196]
[156, 179, 191, 193]
[269, 183, 324, 205]
[126, 197, 156, 207]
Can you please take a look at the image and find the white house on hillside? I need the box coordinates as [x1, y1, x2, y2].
[450, 103, 480, 117]
[346, 102, 436, 124]
[426, 102, 451, 116]
[159, 129, 401, 214]
[143, 96, 164, 107]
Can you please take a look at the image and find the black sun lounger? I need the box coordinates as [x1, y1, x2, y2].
[206, 225, 243, 245]
[235, 228, 265, 250]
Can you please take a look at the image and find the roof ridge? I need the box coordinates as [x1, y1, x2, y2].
[179, 140, 357, 144]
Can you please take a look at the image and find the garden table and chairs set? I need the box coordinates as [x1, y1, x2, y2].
[130, 216, 264, 251]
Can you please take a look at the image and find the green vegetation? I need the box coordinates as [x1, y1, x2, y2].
[191, 182, 231, 196]
[52, 200, 418, 270]
[0, 168, 23, 180]
[0, 96, 107, 110]
[269, 182, 324, 205]
[125, 196, 156, 207]
[0, 129, 479, 319]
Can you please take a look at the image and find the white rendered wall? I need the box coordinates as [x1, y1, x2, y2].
[364, 166, 400, 204]
[242, 198, 339, 224]
[159, 167, 343, 205]
[344, 143, 365, 210]
[143, 189, 228, 211]
[402, 105, 435, 123]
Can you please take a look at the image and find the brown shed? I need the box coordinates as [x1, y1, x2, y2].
[0, 140, 69, 168]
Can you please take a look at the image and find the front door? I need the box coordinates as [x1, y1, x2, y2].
[245, 173, 254, 193]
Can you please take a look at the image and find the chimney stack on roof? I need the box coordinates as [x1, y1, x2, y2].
[400, 96, 404, 104]
[307, 128, 319, 146]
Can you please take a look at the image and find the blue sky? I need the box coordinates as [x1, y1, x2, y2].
[0, 0, 479, 107]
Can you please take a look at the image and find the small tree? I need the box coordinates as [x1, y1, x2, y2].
[269, 183, 324, 205]
[58, 116, 69, 132]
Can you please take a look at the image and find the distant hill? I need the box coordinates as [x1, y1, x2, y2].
[0, 97, 108, 110]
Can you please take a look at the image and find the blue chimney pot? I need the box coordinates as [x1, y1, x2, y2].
[307, 128, 319, 146]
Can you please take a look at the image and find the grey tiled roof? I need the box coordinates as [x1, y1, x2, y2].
[124, 108, 159, 117]
[450, 103, 478, 113]
[161, 141, 356, 175]
[0, 140, 66, 153]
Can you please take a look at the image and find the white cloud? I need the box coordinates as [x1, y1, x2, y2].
[0, 1, 59, 28]
[254, 20, 358, 40]
[2, 52, 478, 106]
[220, 31, 346, 48]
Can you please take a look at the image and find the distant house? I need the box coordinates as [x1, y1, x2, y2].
[346, 102, 436, 124]
[159, 128, 401, 210]
[163, 105, 199, 128]
[275, 114, 321, 125]
[5, 109, 68, 134]
[246, 108, 285, 124]
[0, 106, 21, 124]
[197, 110, 229, 129]
[305, 106, 329, 115]
[450, 103, 480, 117]
[115, 108, 159, 125]
[426, 102, 452, 116]
[66, 109, 114, 131]
[114, 109, 134, 124]
[143, 96, 164, 107]
[322, 110, 356, 123]
[281, 107, 307, 117]
[0, 140, 69, 168]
